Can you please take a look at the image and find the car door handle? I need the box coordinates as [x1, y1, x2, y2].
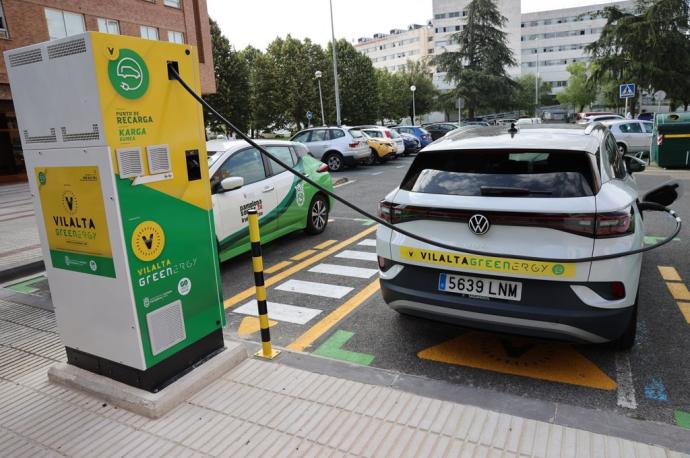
[262, 185, 274, 193]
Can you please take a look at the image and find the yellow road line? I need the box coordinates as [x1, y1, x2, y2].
[667, 282, 690, 301]
[658, 266, 682, 282]
[265, 260, 292, 275]
[678, 303, 690, 324]
[224, 225, 377, 309]
[314, 240, 338, 250]
[287, 279, 381, 352]
[291, 249, 317, 261]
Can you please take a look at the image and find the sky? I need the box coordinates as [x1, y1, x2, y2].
[208, 0, 629, 51]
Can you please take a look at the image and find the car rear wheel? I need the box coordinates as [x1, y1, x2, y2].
[324, 152, 344, 172]
[615, 294, 638, 350]
[305, 194, 329, 235]
[366, 149, 377, 166]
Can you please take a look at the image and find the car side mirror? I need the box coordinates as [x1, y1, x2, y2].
[624, 155, 646, 174]
[643, 181, 681, 207]
[221, 176, 244, 192]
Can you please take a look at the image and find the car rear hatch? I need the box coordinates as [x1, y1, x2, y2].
[380, 149, 603, 283]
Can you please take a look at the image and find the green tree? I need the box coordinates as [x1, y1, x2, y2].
[557, 63, 596, 112]
[327, 39, 379, 125]
[375, 69, 407, 124]
[400, 59, 438, 121]
[513, 74, 555, 115]
[586, 0, 690, 115]
[433, 0, 517, 118]
[203, 19, 250, 134]
[240, 46, 263, 137]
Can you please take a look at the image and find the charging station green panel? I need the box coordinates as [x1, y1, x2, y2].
[5, 33, 226, 391]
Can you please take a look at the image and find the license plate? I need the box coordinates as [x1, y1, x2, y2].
[438, 273, 522, 301]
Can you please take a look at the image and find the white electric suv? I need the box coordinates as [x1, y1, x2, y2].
[376, 124, 650, 349]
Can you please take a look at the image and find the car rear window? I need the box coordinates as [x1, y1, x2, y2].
[349, 129, 364, 139]
[401, 150, 596, 198]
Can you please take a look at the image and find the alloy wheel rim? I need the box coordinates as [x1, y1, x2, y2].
[328, 156, 341, 170]
[312, 200, 327, 229]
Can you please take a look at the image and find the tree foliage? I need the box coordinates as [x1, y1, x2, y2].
[557, 63, 596, 112]
[586, 0, 690, 113]
[203, 19, 250, 134]
[328, 39, 379, 125]
[374, 60, 438, 124]
[513, 74, 554, 115]
[433, 0, 517, 118]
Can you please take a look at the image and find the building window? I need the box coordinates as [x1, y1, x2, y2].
[449, 11, 460, 18]
[168, 31, 184, 43]
[434, 13, 446, 19]
[140, 25, 159, 40]
[97, 18, 120, 34]
[0, 1, 8, 38]
[164, 0, 181, 6]
[45, 8, 85, 40]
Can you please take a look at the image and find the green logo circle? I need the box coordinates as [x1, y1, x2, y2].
[552, 264, 565, 276]
[108, 49, 149, 99]
[38, 171, 46, 185]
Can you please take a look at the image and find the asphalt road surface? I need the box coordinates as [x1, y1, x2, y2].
[218, 155, 690, 430]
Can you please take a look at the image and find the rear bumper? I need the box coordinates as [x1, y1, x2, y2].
[344, 149, 370, 165]
[380, 263, 635, 343]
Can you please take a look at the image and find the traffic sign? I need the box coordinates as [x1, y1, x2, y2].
[620, 83, 636, 99]
[306, 111, 313, 121]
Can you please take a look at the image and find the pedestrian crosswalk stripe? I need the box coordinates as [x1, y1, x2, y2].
[309, 263, 378, 279]
[276, 279, 354, 299]
[357, 239, 377, 247]
[234, 300, 322, 324]
[335, 250, 378, 262]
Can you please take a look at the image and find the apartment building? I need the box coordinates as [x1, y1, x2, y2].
[0, 0, 215, 178]
[521, 1, 634, 94]
[356, 24, 433, 73]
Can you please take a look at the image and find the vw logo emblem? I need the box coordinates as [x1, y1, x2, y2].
[468, 214, 490, 235]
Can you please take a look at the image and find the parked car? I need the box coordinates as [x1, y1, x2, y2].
[602, 120, 653, 155]
[497, 119, 517, 126]
[207, 139, 334, 262]
[358, 130, 396, 164]
[422, 122, 459, 141]
[576, 111, 616, 121]
[290, 127, 369, 172]
[377, 124, 658, 349]
[399, 132, 422, 155]
[637, 112, 655, 121]
[462, 121, 491, 127]
[357, 126, 405, 157]
[515, 117, 542, 125]
[392, 126, 433, 148]
[577, 114, 624, 124]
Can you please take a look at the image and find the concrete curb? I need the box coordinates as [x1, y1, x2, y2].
[0, 259, 44, 284]
[48, 340, 248, 419]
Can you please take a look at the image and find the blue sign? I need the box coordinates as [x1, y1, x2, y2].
[620, 83, 636, 99]
[306, 111, 313, 120]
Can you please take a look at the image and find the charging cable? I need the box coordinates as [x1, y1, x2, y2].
[170, 66, 681, 264]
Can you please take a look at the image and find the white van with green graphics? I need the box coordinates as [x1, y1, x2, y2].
[207, 139, 334, 262]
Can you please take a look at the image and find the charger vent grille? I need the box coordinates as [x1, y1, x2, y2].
[146, 144, 171, 174]
[116, 147, 144, 178]
[47, 38, 86, 59]
[8, 49, 42, 67]
[146, 300, 186, 356]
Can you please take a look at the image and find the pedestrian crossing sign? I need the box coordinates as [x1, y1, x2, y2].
[620, 83, 636, 99]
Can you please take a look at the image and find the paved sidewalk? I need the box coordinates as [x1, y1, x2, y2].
[0, 298, 687, 457]
[0, 182, 42, 275]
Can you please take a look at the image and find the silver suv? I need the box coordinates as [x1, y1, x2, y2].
[291, 127, 370, 171]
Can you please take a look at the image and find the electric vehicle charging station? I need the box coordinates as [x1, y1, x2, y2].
[4, 32, 226, 392]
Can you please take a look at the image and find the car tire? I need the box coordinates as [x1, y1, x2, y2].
[615, 295, 638, 350]
[617, 143, 627, 155]
[305, 194, 329, 235]
[366, 149, 377, 166]
[324, 152, 344, 172]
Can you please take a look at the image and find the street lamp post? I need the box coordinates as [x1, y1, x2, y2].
[329, 0, 342, 126]
[410, 85, 416, 126]
[315, 71, 326, 126]
[534, 51, 540, 117]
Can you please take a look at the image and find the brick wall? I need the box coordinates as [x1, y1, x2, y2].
[0, 0, 216, 96]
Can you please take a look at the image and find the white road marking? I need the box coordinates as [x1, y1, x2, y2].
[371, 172, 383, 176]
[308, 263, 378, 279]
[334, 179, 356, 189]
[395, 166, 405, 169]
[276, 279, 353, 299]
[234, 301, 322, 325]
[615, 352, 637, 409]
[335, 250, 378, 262]
[357, 239, 377, 247]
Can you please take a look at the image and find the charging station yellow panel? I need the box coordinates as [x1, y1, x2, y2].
[5, 32, 225, 392]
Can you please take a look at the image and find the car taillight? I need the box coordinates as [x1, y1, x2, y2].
[657, 134, 663, 146]
[317, 163, 329, 173]
[611, 282, 626, 299]
[595, 208, 634, 238]
[384, 131, 392, 138]
[378, 256, 394, 272]
[349, 142, 359, 148]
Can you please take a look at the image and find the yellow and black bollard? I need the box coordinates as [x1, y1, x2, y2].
[247, 209, 280, 359]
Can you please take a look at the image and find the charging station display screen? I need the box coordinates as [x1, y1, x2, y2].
[36, 166, 115, 278]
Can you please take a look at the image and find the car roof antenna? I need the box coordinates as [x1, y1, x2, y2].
[508, 122, 518, 138]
